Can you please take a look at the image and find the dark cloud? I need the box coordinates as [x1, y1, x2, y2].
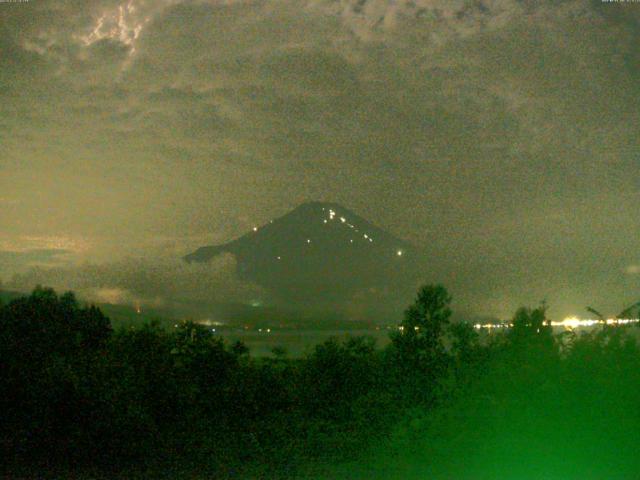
[7, 254, 265, 313]
[1, 0, 639, 318]
[0, 249, 72, 277]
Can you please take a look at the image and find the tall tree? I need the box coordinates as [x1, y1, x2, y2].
[390, 284, 452, 402]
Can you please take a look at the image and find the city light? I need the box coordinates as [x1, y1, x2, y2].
[473, 317, 640, 330]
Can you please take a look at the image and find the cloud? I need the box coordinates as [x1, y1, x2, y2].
[6, 254, 265, 311]
[626, 265, 640, 275]
[1, 0, 639, 318]
[0, 249, 72, 279]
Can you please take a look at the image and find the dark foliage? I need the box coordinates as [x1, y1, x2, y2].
[2, 285, 640, 479]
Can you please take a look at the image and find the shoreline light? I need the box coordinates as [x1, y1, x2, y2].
[473, 317, 640, 330]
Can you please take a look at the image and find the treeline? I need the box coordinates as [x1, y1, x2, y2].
[2, 286, 640, 479]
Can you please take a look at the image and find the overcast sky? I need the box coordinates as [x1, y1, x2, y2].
[1, 0, 639, 318]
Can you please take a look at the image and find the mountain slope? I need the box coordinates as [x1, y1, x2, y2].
[184, 201, 423, 304]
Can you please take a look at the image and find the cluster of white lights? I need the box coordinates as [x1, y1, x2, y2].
[323, 209, 374, 242]
[473, 317, 640, 330]
[398, 326, 420, 332]
[257, 206, 409, 261]
[320, 207, 406, 256]
[551, 317, 640, 328]
[473, 323, 512, 330]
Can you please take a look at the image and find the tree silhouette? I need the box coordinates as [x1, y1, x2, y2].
[506, 304, 556, 358]
[449, 320, 480, 365]
[392, 284, 451, 358]
[587, 301, 640, 322]
[390, 284, 452, 403]
[0, 286, 115, 462]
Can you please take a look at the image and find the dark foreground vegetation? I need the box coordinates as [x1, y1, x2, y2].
[2, 286, 640, 479]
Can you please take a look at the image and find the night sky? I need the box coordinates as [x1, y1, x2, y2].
[1, 0, 639, 319]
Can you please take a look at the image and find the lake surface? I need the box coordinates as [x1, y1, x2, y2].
[214, 328, 393, 357]
[214, 323, 640, 357]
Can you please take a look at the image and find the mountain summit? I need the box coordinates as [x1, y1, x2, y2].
[184, 202, 422, 304]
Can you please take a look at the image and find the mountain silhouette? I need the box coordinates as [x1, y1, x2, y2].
[184, 201, 423, 305]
